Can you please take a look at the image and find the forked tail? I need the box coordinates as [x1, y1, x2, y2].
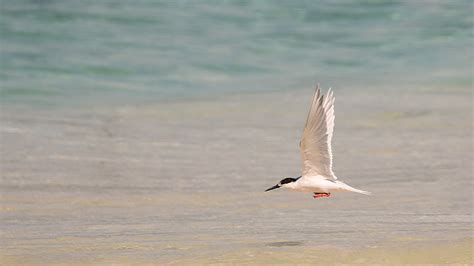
[336, 181, 371, 195]
[348, 187, 371, 195]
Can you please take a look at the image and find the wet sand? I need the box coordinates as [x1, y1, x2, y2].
[166, 238, 473, 265]
[1, 87, 472, 264]
[2, 238, 472, 265]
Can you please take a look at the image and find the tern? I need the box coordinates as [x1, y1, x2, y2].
[265, 85, 371, 199]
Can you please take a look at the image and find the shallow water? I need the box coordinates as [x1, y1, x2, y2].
[1, 88, 472, 263]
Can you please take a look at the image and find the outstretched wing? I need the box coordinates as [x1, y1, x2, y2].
[300, 85, 336, 179]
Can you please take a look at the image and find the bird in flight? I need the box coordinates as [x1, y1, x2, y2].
[265, 85, 371, 199]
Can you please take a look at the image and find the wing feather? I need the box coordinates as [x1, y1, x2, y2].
[300, 85, 336, 179]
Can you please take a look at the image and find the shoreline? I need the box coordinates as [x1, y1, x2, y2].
[1, 84, 471, 113]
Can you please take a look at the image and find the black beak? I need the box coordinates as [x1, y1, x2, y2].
[265, 184, 280, 192]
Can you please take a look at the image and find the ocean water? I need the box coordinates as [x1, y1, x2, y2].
[1, 1, 472, 264]
[1, 0, 472, 107]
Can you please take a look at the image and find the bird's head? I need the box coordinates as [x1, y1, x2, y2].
[265, 177, 299, 191]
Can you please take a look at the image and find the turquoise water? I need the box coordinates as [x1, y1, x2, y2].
[1, 0, 472, 106]
[1, 2, 473, 262]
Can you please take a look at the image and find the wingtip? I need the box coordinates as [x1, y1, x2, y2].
[314, 84, 334, 99]
[328, 87, 335, 97]
[315, 83, 321, 94]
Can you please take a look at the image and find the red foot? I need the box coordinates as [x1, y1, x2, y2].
[313, 193, 330, 198]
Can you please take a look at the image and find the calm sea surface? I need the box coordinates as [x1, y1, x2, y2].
[1, 0, 472, 107]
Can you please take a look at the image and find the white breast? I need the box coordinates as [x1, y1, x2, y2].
[292, 176, 343, 193]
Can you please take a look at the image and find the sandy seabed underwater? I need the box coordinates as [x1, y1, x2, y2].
[1, 87, 472, 265]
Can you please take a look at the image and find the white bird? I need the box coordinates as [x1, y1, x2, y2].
[265, 85, 371, 199]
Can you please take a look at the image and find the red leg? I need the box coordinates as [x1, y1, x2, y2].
[313, 193, 331, 198]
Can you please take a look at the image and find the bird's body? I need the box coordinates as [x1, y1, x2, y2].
[288, 176, 371, 196]
[265, 85, 370, 199]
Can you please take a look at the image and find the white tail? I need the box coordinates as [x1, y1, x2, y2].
[348, 187, 372, 195]
[336, 181, 371, 195]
